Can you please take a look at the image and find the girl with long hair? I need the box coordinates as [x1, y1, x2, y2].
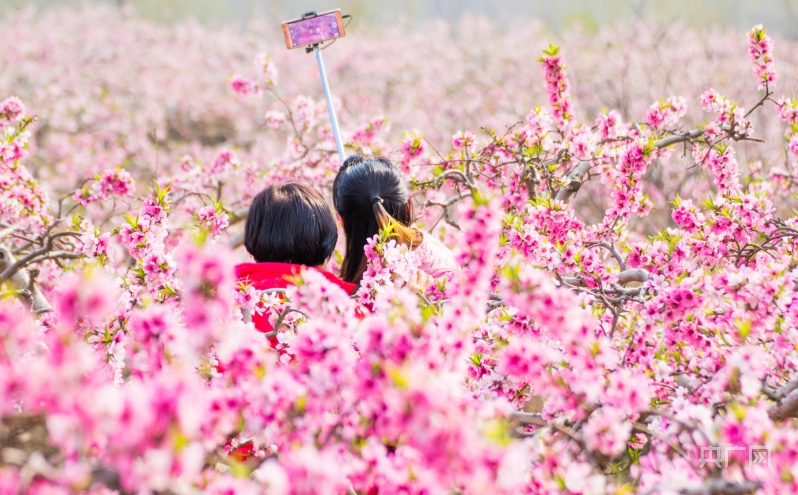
[333, 154, 456, 285]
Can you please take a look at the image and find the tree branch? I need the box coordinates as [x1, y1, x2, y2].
[554, 161, 591, 203]
[553, 127, 707, 204]
[587, 241, 627, 271]
[561, 268, 649, 289]
[676, 480, 761, 495]
[0, 246, 51, 313]
[763, 376, 798, 401]
[769, 387, 798, 421]
[655, 128, 705, 149]
[228, 230, 245, 248]
[0, 232, 81, 284]
[509, 411, 547, 426]
[616, 268, 650, 285]
[228, 207, 249, 225]
[424, 190, 472, 208]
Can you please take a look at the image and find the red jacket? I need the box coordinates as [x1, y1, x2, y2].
[227, 262, 356, 462]
[235, 262, 357, 334]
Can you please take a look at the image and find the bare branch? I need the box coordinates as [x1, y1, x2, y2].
[554, 127, 708, 204]
[228, 207, 249, 225]
[655, 128, 705, 149]
[437, 169, 471, 185]
[424, 190, 472, 209]
[554, 161, 591, 203]
[587, 241, 627, 271]
[769, 388, 798, 421]
[228, 230, 245, 248]
[264, 307, 309, 338]
[676, 480, 761, 495]
[509, 411, 547, 426]
[616, 268, 650, 285]
[763, 376, 798, 401]
[0, 246, 51, 313]
[0, 232, 82, 284]
[561, 268, 648, 290]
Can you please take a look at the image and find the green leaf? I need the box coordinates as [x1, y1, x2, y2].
[295, 395, 307, 414]
[193, 227, 209, 245]
[542, 42, 561, 57]
[484, 418, 512, 446]
[122, 214, 139, 228]
[386, 366, 409, 389]
[169, 423, 190, 452]
[161, 284, 178, 297]
[736, 319, 752, 341]
[228, 458, 254, 478]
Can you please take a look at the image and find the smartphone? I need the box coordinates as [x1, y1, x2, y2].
[282, 10, 346, 50]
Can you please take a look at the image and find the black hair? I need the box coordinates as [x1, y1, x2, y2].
[333, 155, 423, 284]
[244, 182, 337, 267]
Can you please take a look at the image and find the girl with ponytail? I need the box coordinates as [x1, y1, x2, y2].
[333, 154, 456, 284]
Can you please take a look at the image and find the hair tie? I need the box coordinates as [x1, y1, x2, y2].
[370, 197, 383, 205]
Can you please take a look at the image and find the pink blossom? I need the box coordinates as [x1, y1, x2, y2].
[596, 109, 620, 139]
[775, 97, 798, 124]
[79, 231, 112, 258]
[142, 196, 167, 223]
[99, 168, 135, 197]
[254, 52, 278, 86]
[264, 110, 286, 128]
[452, 130, 475, 150]
[583, 408, 632, 457]
[0, 96, 25, 125]
[55, 272, 118, 328]
[235, 283, 259, 312]
[230, 74, 258, 95]
[71, 168, 135, 204]
[646, 96, 687, 129]
[747, 25, 778, 90]
[398, 130, 425, 171]
[539, 44, 575, 133]
[208, 149, 239, 174]
[196, 204, 230, 235]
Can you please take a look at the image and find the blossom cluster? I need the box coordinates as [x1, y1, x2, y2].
[0, 96, 25, 126]
[72, 168, 136, 205]
[748, 24, 778, 90]
[539, 43, 575, 133]
[646, 96, 687, 129]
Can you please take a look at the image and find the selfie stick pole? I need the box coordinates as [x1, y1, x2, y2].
[312, 44, 346, 163]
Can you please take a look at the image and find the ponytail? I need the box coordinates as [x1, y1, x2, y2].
[371, 197, 423, 248]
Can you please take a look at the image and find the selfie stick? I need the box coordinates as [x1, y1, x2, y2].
[310, 43, 346, 163]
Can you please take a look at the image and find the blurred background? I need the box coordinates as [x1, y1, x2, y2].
[2, 0, 798, 230]
[2, 0, 798, 38]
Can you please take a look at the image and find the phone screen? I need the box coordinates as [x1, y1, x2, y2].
[288, 13, 340, 48]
